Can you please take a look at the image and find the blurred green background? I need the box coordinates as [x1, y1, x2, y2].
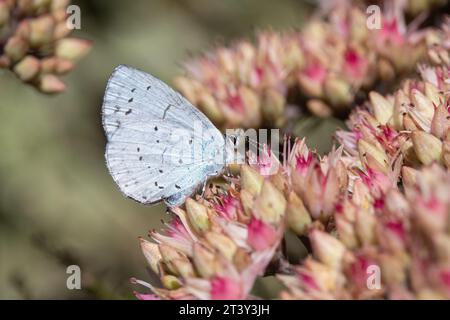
[0, 0, 315, 299]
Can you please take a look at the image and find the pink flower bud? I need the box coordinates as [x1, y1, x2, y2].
[210, 276, 242, 300]
[247, 217, 278, 251]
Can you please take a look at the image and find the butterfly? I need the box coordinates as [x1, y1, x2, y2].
[102, 65, 236, 207]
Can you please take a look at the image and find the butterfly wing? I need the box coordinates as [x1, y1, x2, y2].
[102, 65, 224, 206]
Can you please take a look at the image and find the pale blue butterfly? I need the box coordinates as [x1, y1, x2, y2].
[102, 65, 235, 207]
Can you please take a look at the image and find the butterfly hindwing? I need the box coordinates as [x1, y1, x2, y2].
[102, 65, 224, 206]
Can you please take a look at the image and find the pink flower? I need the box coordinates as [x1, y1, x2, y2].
[304, 61, 327, 84]
[295, 152, 314, 175]
[213, 193, 241, 221]
[134, 292, 160, 300]
[249, 145, 280, 177]
[210, 277, 243, 300]
[358, 168, 393, 198]
[348, 255, 376, 290]
[439, 269, 450, 295]
[298, 270, 321, 292]
[247, 217, 278, 251]
[344, 48, 368, 80]
[386, 220, 405, 237]
[379, 18, 405, 46]
[225, 88, 245, 113]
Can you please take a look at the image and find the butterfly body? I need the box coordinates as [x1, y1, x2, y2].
[102, 65, 226, 207]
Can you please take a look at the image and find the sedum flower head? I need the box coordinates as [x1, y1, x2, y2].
[129, 3, 450, 301]
[337, 20, 450, 175]
[174, 31, 292, 130]
[132, 165, 287, 300]
[132, 132, 450, 299]
[279, 164, 450, 299]
[174, 3, 434, 130]
[0, 0, 91, 93]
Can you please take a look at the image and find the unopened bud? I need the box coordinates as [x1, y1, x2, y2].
[286, 192, 312, 235]
[411, 131, 443, 165]
[185, 198, 210, 235]
[4, 37, 29, 62]
[307, 99, 332, 118]
[240, 165, 264, 196]
[254, 181, 286, 224]
[55, 38, 92, 61]
[205, 232, 237, 260]
[402, 166, 419, 187]
[29, 15, 55, 47]
[159, 244, 185, 276]
[13, 55, 40, 81]
[198, 91, 224, 125]
[161, 275, 182, 290]
[324, 76, 352, 108]
[431, 102, 450, 139]
[310, 229, 346, 269]
[38, 74, 66, 93]
[358, 139, 389, 173]
[370, 91, 394, 125]
[193, 243, 217, 278]
[261, 89, 285, 125]
[139, 237, 161, 274]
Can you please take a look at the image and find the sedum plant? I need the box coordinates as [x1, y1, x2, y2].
[127, 1, 450, 300]
[0, 0, 91, 93]
[279, 164, 450, 299]
[173, 1, 438, 131]
[133, 165, 287, 300]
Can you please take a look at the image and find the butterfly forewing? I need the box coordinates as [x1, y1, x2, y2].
[102, 65, 225, 206]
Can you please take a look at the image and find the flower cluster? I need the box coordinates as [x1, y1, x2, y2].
[275, 16, 450, 300]
[134, 129, 450, 299]
[0, 0, 91, 93]
[337, 55, 450, 175]
[319, 0, 449, 18]
[279, 164, 450, 299]
[133, 165, 286, 300]
[174, 2, 434, 130]
[174, 31, 293, 130]
[133, 6, 450, 301]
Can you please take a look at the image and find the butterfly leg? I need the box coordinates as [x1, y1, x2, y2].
[165, 192, 187, 208]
